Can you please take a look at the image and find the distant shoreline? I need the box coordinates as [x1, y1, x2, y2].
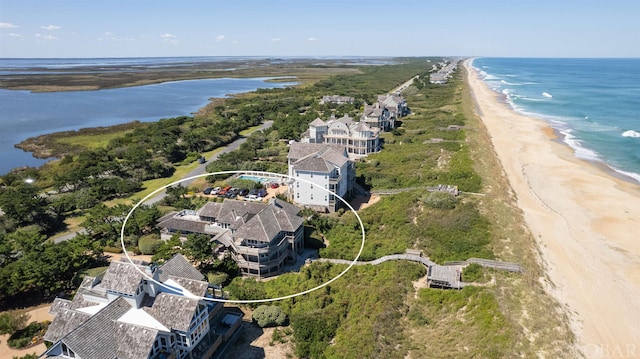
[0, 57, 367, 93]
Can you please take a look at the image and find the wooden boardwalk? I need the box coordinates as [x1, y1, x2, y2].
[313, 251, 522, 289]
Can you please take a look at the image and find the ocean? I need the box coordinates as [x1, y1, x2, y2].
[0, 57, 300, 175]
[471, 58, 640, 184]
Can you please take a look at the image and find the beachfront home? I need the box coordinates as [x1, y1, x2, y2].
[287, 142, 354, 213]
[300, 114, 380, 156]
[42, 254, 242, 359]
[361, 102, 393, 131]
[157, 199, 304, 279]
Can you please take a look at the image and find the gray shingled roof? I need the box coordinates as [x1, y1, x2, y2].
[114, 322, 157, 359]
[289, 142, 347, 163]
[233, 200, 303, 243]
[61, 297, 132, 359]
[144, 293, 199, 332]
[309, 118, 326, 127]
[156, 253, 205, 282]
[99, 261, 146, 295]
[49, 298, 73, 316]
[168, 276, 209, 297]
[43, 308, 92, 343]
[290, 145, 348, 172]
[293, 156, 333, 172]
[198, 201, 223, 219]
[157, 216, 208, 234]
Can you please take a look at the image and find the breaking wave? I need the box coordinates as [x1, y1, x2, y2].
[622, 130, 640, 138]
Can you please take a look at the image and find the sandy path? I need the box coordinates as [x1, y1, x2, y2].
[465, 60, 640, 357]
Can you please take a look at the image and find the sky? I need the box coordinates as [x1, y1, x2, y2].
[1, 0, 638, 58]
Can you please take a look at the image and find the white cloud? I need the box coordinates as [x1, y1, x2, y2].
[308, 37, 317, 42]
[0, 22, 19, 29]
[215, 35, 225, 42]
[9, 33, 23, 37]
[232, 40, 238, 44]
[271, 37, 281, 42]
[161, 33, 179, 45]
[35, 33, 58, 40]
[41, 25, 61, 31]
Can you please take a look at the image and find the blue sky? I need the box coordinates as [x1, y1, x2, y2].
[1, 0, 638, 58]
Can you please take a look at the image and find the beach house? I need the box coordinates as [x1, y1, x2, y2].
[42, 254, 242, 359]
[300, 114, 380, 156]
[157, 198, 304, 279]
[287, 142, 354, 213]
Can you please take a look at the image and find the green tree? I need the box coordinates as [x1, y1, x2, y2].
[0, 184, 49, 227]
[183, 234, 213, 268]
[252, 305, 287, 328]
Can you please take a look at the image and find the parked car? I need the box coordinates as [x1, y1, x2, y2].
[269, 183, 279, 189]
[212, 186, 221, 195]
[257, 189, 267, 198]
[203, 187, 213, 195]
[198, 156, 206, 164]
[239, 188, 250, 196]
[218, 186, 232, 196]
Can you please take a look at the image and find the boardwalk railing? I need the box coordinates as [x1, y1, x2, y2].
[313, 251, 523, 289]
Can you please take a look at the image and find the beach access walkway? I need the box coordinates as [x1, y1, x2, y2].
[313, 250, 523, 289]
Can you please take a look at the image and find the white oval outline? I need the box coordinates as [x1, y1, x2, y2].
[120, 170, 365, 303]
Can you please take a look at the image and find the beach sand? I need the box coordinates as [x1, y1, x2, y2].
[465, 59, 640, 357]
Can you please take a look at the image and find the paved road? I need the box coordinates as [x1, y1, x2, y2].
[144, 120, 274, 205]
[52, 121, 275, 242]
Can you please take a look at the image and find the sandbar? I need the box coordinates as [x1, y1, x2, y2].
[465, 59, 640, 357]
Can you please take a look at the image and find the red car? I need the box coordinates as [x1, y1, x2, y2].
[269, 183, 279, 189]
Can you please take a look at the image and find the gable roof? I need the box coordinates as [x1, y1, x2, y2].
[157, 215, 208, 234]
[61, 297, 132, 359]
[43, 307, 92, 343]
[309, 117, 327, 127]
[144, 293, 199, 332]
[114, 322, 158, 359]
[156, 253, 205, 282]
[167, 275, 209, 297]
[98, 260, 147, 295]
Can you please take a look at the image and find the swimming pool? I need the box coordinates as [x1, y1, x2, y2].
[237, 175, 271, 183]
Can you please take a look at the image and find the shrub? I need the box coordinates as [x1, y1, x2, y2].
[422, 191, 458, 210]
[207, 271, 229, 286]
[7, 321, 48, 349]
[252, 305, 288, 328]
[462, 263, 487, 283]
[0, 312, 29, 335]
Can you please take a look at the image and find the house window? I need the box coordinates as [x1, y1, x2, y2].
[310, 194, 313, 200]
[62, 343, 76, 358]
[310, 173, 313, 178]
[296, 181, 299, 188]
[296, 192, 299, 198]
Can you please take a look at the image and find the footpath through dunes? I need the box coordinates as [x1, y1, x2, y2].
[313, 250, 523, 289]
[465, 59, 640, 355]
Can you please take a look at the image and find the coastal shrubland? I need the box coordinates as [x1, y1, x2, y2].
[0, 58, 575, 357]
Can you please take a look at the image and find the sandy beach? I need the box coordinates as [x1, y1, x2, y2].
[465, 59, 640, 357]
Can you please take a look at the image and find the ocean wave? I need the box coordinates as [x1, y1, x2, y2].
[542, 92, 553, 98]
[622, 130, 640, 138]
[560, 129, 601, 161]
[520, 97, 545, 102]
